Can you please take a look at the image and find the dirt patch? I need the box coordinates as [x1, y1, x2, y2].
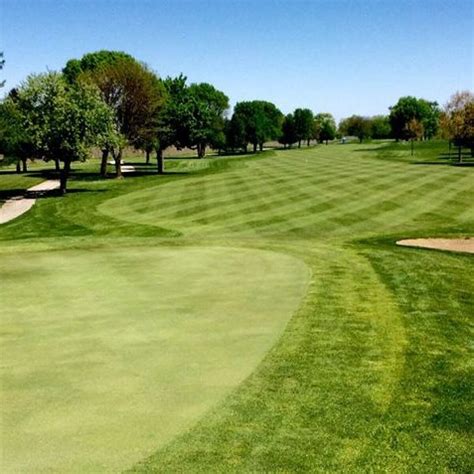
[396, 238, 474, 254]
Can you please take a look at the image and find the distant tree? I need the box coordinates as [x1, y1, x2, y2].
[338, 115, 372, 143]
[0, 89, 36, 172]
[441, 91, 474, 161]
[294, 108, 314, 147]
[13, 72, 118, 193]
[370, 115, 391, 139]
[64, 51, 165, 177]
[225, 113, 247, 152]
[389, 96, 439, 140]
[181, 82, 229, 158]
[405, 118, 424, 155]
[0, 52, 5, 88]
[279, 113, 298, 148]
[81, 57, 166, 177]
[63, 50, 135, 83]
[314, 113, 336, 144]
[151, 74, 189, 172]
[233, 100, 283, 152]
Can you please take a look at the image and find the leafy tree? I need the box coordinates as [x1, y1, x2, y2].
[233, 100, 283, 152]
[224, 113, 247, 152]
[64, 51, 165, 177]
[279, 113, 298, 148]
[80, 57, 165, 177]
[0, 89, 36, 172]
[181, 82, 229, 158]
[150, 74, 189, 173]
[441, 91, 474, 161]
[13, 72, 118, 193]
[314, 113, 336, 144]
[389, 96, 439, 140]
[370, 115, 391, 139]
[63, 50, 135, 84]
[294, 108, 314, 147]
[405, 118, 424, 155]
[338, 115, 372, 143]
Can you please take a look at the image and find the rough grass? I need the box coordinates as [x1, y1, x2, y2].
[0, 140, 473, 472]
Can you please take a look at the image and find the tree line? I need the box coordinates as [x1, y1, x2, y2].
[0, 50, 473, 194]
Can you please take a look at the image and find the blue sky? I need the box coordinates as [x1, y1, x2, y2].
[0, 0, 472, 120]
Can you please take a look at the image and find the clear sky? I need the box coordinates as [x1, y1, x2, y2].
[0, 0, 472, 121]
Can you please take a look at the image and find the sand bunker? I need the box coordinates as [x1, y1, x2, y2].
[396, 238, 474, 254]
[0, 180, 60, 224]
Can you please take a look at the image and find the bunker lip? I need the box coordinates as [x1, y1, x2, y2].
[396, 238, 474, 254]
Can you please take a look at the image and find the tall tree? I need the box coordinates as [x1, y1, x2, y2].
[279, 113, 298, 148]
[389, 96, 440, 140]
[0, 89, 36, 172]
[233, 100, 283, 152]
[182, 82, 229, 158]
[224, 113, 248, 153]
[294, 108, 314, 147]
[370, 115, 391, 139]
[405, 118, 424, 155]
[64, 51, 165, 177]
[13, 72, 118, 193]
[441, 91, 474, 161]
[314, 113, 336, 144]
[338, 115, 372, 143]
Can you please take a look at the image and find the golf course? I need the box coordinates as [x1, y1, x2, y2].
[0, 140, 472, 471]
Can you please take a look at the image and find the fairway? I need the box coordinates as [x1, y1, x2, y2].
[1, 141, 473, 472]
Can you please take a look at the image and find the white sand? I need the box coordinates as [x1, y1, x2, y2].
[396, 238, 474, 254]
[0, 180, 60, 224]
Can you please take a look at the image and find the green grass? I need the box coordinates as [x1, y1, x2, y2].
[0, 140, 472, 472]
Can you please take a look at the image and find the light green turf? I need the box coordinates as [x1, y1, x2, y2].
[0, 245, 309, 472]
[0, 141, 472, 472]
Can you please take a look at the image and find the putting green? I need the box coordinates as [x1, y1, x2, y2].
[0, 245, 309, 472]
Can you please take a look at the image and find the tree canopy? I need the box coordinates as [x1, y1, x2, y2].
[293, 108, 314, 147]
[389, 96, 439, 140]
[11, 72, 118, 192]
[232, 100, 283, 152]
[314, 113, 336, 144]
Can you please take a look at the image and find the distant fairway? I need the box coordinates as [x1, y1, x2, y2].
[1, 141, 473, 472]
[100, 143, 474, 240]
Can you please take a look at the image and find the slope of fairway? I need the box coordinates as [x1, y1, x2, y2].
[0, 245, 309, 472]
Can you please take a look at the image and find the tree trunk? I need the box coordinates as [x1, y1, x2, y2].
[326, 140, 328, 145]
[197, 143, 206, 158]
[113, 148, 123, 179]
[156, 147, 164, 174]
[253, 142, 257, 153]
[307, 138, 310, 146]
[16, 160, 21, 173]
[100, 148, 109, 177]
[21, 158, 27, 172]
[54, 158, 60, 172]
[298, 140, 301, 148]
[59, 158, 71, 194]
[146, 149, 150, 164]
[243, 144, 248, 153]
